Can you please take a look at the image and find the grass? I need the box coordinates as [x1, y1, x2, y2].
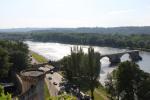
[44, 83, 51, 100]
[86, 85, 109, 100]
[71, 79, 109, 100]
[31, 51, 47, 63]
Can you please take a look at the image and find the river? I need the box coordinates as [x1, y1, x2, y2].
[25, 41, 150, 85]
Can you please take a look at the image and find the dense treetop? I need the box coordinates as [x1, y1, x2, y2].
[105, 61, 150, 100]
[0, 40, 29, 80]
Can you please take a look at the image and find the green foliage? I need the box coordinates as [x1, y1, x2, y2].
[30, 33, 150, 50]
[137, 73, 150, 100]
[10, 50, 29, 71]
[61, 47, 101, 99]
[109, 61, 150, 100]
[49, 94, 76, 100]
[86, 47, 101, 99]
[0, 40, 29, 79]
[1, 30, 150, 50]
[115, 61, 141, 100]
[0, 47, 11, 79]
[0, 85, 11, 100]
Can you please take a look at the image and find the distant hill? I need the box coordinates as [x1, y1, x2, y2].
[0, 26, 150, 34]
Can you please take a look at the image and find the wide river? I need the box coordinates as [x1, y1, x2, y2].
[25, 41, 150, 85]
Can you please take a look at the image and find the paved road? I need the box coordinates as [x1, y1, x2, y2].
[39, 65, 63, 96]
[30, 54, 63, 96]
[46, 72, 63, 91]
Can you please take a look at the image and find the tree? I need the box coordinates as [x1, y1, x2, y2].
[137, 72, 150, 100]
[62, 46, 84, 82]
[115, 61, 141, 100]
[10, 50, 29, 71]
[62, 47, 101, 100]
[0, 47, 11, 79]
[86, 47, 101, 100]
[107, 61, 150, 100]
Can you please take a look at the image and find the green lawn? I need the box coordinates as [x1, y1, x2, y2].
[31, 51, 47, 63]
[0, 94, 11, 100]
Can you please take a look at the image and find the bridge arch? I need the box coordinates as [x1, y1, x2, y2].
[121, 53, 131, 62]
[100, 50, 142, 65]
[100, 55, 121, 65]
[100, 56, 111, 66]
[128, 51, 142, 61]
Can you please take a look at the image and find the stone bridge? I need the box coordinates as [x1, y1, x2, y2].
[31, 50, 142, 66]
[100, 50, 142, 64]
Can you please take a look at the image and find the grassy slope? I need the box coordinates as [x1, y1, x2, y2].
[31, 51, 47, 63]
[44, 83, 51, 100]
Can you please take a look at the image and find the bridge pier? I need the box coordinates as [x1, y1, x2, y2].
[129, 51, 142, 61]
[109, 55, 121, 64]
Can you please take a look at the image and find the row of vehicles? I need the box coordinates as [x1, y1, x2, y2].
[48, 67, 91, 100]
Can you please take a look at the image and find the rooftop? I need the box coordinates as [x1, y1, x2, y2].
[21, 70, 44, 77]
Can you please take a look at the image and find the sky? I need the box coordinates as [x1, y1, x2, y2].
[0, 0, 150, 28]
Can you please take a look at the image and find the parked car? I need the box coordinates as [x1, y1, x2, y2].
[50, 70, 54, 74]
[53, 82, 57, 85]
[48, 77, 52, 80]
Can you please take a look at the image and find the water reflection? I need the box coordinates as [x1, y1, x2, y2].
[100, 57, 110, 74]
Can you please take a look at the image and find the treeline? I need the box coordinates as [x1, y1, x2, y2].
[0, 40, 30, 81]
[31, 32, 150, 49]
[1, 31, 150, 50]
[0, 32, 29, 40]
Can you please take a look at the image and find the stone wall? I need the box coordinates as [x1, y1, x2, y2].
[18, 70, 45, 100]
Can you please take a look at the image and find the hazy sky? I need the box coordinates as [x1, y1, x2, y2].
[0, 0, 150, 28]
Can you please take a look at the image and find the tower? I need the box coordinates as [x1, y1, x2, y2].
[19, 69, 45, 100]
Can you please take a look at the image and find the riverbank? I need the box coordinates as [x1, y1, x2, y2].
[30, 51, 48, 63]
[130, 48, 150, 52]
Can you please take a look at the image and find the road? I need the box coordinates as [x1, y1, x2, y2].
[39, 65, 63, 96]
[30, 55, 63, 96]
